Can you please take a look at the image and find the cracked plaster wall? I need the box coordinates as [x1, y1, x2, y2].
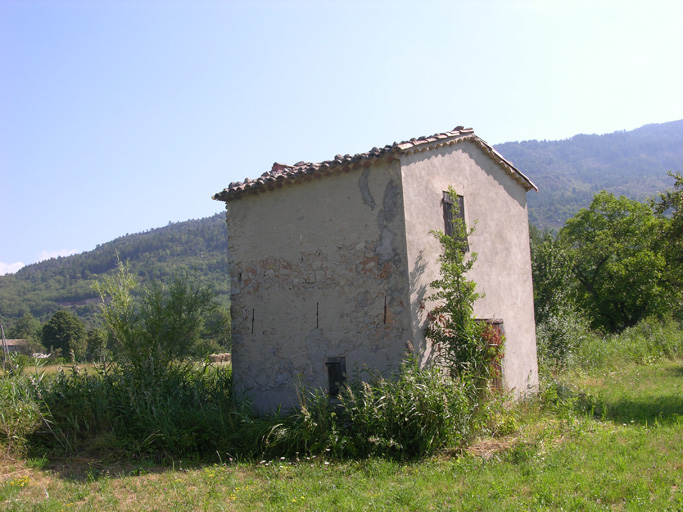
[225, 160, 412, 412]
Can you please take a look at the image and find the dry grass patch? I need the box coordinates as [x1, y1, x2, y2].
[465, 436, 517, 460]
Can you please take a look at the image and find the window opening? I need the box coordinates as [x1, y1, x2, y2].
[443, 191, 469, 251]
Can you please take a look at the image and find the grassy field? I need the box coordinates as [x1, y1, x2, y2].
[2, 359, 682, 511]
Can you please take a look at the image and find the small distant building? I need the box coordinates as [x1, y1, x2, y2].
[3, 339, 27, 354]
[213, 126, 538, 412]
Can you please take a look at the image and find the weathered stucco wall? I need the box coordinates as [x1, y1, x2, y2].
[225, 160, 412, 411]
[400, 141, 539, 395]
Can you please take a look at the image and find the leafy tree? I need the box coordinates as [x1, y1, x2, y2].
[41, 310, 87, 361]
[6, 313, 46, 355]
[530, 229, 576, 324]
[559, 191, 670, 332]
[654, 171, 683, 314]
[200, 305, 231, 350]
[85, 327, 109, 362]
[530, 228, 591, 368]
[190, 305, 232, 358]
[426, 187, 503, 388]
[94, 260, 218, 383]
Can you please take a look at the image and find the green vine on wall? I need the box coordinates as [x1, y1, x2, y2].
[426, 186, 504, 390]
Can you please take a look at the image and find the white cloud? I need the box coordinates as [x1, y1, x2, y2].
[37, 249, 80, 262]
[0, 249, 80, 276]
[0, 262, 25, 276]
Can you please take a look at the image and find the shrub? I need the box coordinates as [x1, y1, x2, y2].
[34, 262, 237, 458]
[334, 362, 476, 458]
[93, 260, 217, 385]
[85, 328, 110, 362]
[535, 303, 593, 371]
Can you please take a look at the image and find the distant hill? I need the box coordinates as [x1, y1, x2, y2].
[0, 213, 229, 329]
[2, 120, 682, 330]
[495, 119, 683, 229]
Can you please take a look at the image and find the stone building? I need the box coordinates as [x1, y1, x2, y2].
[213, 126, 538, 412]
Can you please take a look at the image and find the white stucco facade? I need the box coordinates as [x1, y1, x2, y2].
[215, 128, 538, 412]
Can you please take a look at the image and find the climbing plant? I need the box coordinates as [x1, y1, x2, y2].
[426, 187, 504, 389]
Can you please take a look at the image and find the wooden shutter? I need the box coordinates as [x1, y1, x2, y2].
[325, 357, 347, 397]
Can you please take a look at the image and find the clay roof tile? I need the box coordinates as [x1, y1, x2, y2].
[212, 126, 536, 201]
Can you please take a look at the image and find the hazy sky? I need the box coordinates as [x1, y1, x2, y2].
[2, 0, 683, 275]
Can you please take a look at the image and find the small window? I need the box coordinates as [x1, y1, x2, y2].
[325, 357, 346, 397]
[443, 191, 469, 251]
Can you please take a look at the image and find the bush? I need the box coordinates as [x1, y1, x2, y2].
[334, 362, 476, 458]
[30, 262, 243, 459]
[535, 304, 594, 371]
[94, 260, 217, 385]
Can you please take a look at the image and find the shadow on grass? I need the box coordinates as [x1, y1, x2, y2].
[41, 454, 227, 482]
[666, 364, 683, 377]
[576, 362, 683, 426]
[578, 395, 683, 426]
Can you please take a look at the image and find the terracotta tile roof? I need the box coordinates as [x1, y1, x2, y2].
[213, 126, 537, 202]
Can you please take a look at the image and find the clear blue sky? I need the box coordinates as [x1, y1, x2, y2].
[2, 0, 682, 274]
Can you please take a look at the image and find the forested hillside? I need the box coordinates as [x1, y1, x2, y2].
[495, 119, 683, 229]
[0, 213, 229, 329]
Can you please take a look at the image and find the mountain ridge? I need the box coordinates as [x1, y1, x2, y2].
[495, 119, 683, 228]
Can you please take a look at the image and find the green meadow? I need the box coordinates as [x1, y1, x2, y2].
[2, 356, 682, 511]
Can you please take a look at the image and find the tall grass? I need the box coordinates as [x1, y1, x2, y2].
[536, 314, 683, 434]
[574, 315, 683, 370]
[537, 314, 683, 374]
[0, 359, 45, 456]
[334, 363, 477, 458]
[4, 359, 683, 511]
[7, 315, 679, 462]
[262, 362, 480, 460]
[1, 357, 489, 462]
[2, 315, 680, 463]
[36, 362, 245, 459]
